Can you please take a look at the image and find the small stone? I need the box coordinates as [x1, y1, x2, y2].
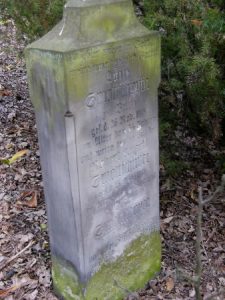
[189, 289, 196, 298]
[8, 111, 16, 120]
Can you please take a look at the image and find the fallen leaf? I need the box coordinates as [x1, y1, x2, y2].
[16, 233, 34, 247]
[17, 191, 38, 208]
[0, 150, 28, 165]
[163, 216, 174, 224]
[191, 19, 203, 26]
[37, 266, 51, 287]
[0, 158, 10, 165]
[166, 277, 174, 292]
[18, 190, 33, 200]
[0, 89, 12, 97]
[8, 149, 28, 165]
[5, 143, 13, 150]
[188, 225, 195, 233]
[25, 191, 38, 208]
[40, 223, 47, 230]
[0, 285, 20, 298]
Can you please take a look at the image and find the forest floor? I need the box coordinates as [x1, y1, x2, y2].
[0, 20, 224, 300]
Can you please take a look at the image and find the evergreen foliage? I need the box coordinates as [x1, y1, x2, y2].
[0, 0, 66, 39]
[143, 0, 225, 140]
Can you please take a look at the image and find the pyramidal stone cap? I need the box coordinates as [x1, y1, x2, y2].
[26, 0, 156, 52]
[25, 0, 161, 299]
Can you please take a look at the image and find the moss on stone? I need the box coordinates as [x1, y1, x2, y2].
[65, 34, 160, 103]
[52, 257, 84, 300]
[85, 232, 161, 300]
[52, 231, 161, 300]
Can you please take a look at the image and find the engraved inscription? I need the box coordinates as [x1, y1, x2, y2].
[97, 78, 150, 103]
[70, 40, 159, 277]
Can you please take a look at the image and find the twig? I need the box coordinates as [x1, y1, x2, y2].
[194, 175, 225, 299]
[176, 175, 225, 300]
[202, 186, 223, 205]
[195, 187, 203, 300]
[0, 240, 35, 271]
[203, 175, 225, 205]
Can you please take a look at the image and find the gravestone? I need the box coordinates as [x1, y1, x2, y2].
[25, 0, 161, 299]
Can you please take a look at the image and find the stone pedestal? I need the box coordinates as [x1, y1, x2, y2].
[26, 1, 161, 299]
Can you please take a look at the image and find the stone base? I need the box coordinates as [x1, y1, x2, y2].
[52, 232, 161, 300]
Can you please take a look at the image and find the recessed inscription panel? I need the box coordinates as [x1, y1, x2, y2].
[66, 39, 160, 278]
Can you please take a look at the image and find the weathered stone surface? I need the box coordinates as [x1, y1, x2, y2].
[25, 0, 161, 299]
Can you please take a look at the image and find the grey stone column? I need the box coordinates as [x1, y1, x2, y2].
[26, 1, 161, 299]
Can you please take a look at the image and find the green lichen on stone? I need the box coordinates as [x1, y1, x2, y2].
[65, 45, 114, 101]
[27, 32, 160, 107]
[52, 231, 161, 300]
[64, 34, 160, 103]
[82, 2, 137, 40]
[25, 0, 161, 109]
[52, 257, 84, 300]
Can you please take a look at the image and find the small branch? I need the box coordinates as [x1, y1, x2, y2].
[0, 240, 35, 271]
[202, 186, 223, 205]
[195, 187, 203, 300]
[176, 175, 225, 300]
[202, 175, 225, 205]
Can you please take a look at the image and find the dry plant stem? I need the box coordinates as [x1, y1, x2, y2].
[203, 186, 223, 205]
[194, 177, 225, 300]
[195, 187, 203, 300]
[203, 174, 225, 205]
[176, 175, 225, 300]
[175, 187, 204, 300]
[0, 240, 35, 271]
